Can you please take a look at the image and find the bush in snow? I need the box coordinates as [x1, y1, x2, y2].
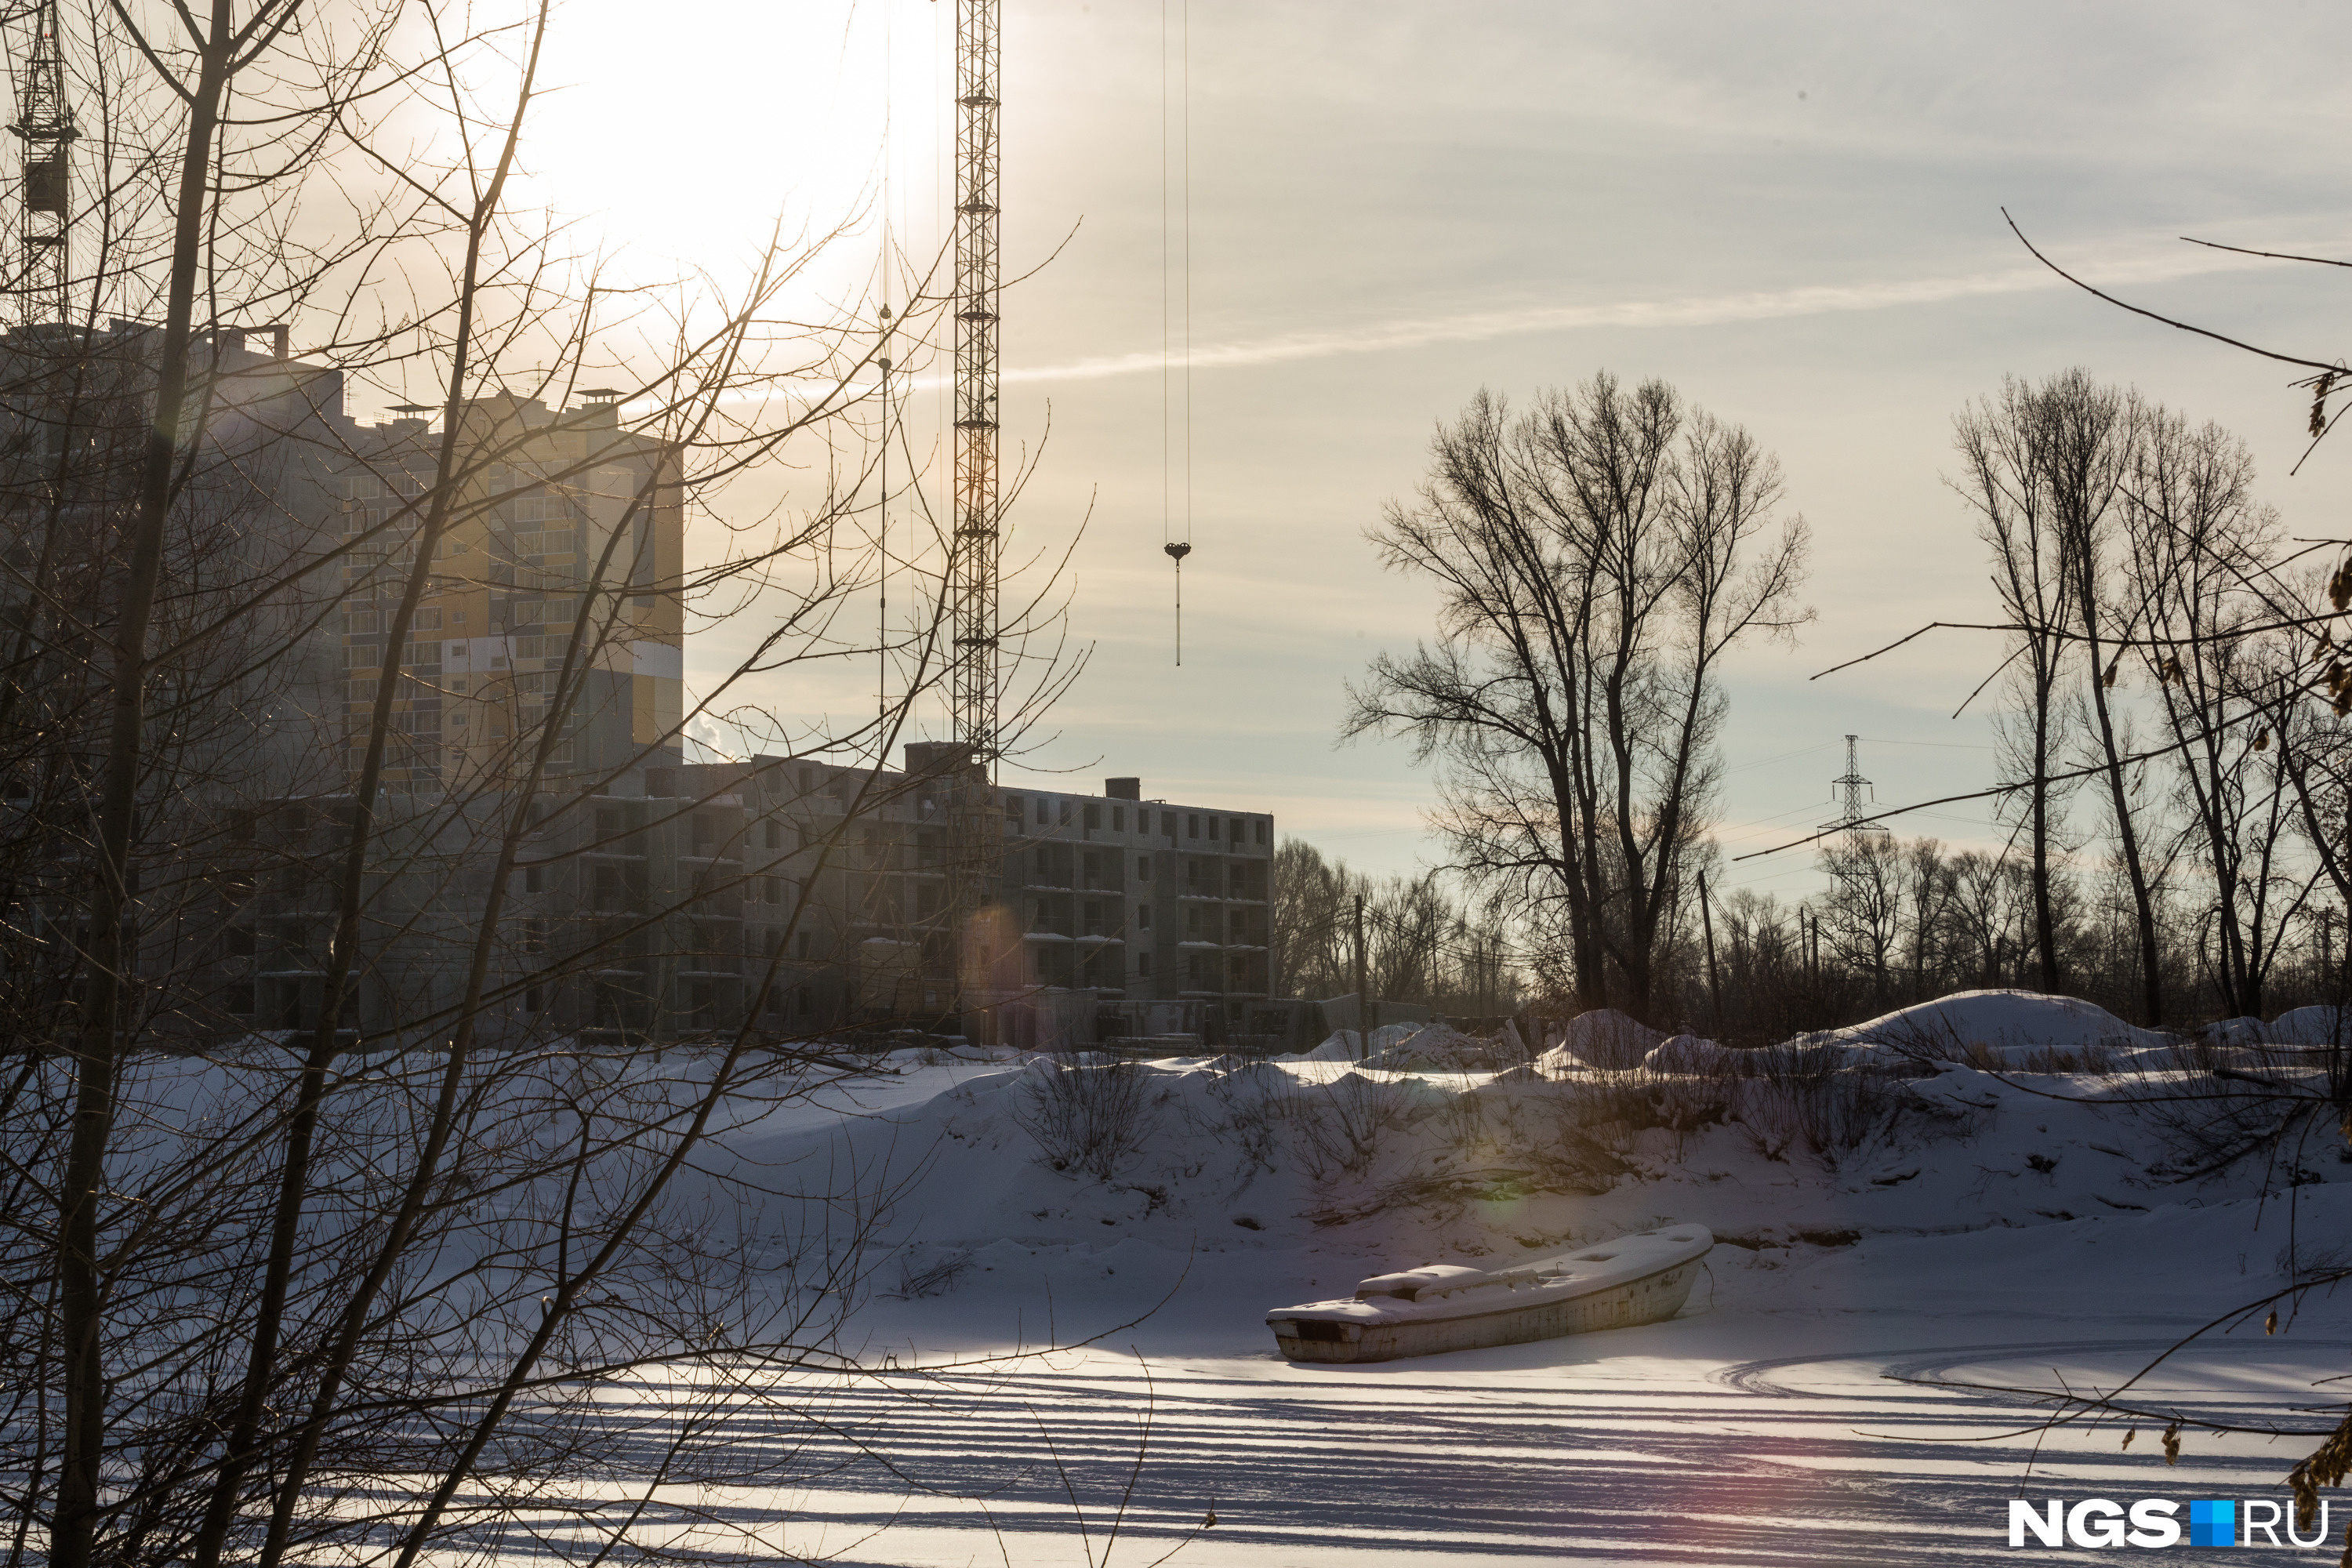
[1014, 1058, 1163, 1181]
[1733, 1068, 1962, 1170]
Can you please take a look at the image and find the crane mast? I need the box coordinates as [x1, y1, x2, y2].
[948, 0, 1005, 1033]
[950, 0, 1000, 767]
[8, 0, 73, 325]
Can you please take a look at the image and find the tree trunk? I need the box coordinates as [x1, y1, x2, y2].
[2078, 599, 2163, 1023]
[53, 19, 232, 1566]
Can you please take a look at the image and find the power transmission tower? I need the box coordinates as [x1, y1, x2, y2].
[7, 0, 74, 325]
[948, 0, 1005, 1038]
[1824, 733, 1885, 842]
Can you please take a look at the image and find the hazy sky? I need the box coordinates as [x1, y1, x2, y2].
[518, 1, 2352, 901]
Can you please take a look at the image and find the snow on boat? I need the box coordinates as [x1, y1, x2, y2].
[1266, 1225, 1713, 1363]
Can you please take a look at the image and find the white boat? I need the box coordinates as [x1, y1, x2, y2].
[1266, 1225, 1713, 1363]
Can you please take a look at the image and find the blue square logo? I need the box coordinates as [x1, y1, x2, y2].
[2189, 1500, 2236, 1548]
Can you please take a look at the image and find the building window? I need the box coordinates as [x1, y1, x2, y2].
[1255, 820, 1268, 844]
[1138, 856, 1151, 879]
[1084, 803, 1101, 829]
[1036, 798, 1048, 825]
[765, 819, 782, 849]
[1111, 806, 1124, 831]
[1138, 953, 1152, 978]
[1230, 818, 1243, 843]
[1138, 905, 1150, 929]
[1187, 814, 1200, 839]
[1004, 794, 1023, 822]
[1058, 800, 1072, 826]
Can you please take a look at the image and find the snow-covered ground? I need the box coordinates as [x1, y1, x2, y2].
[610, 996, 2352, 1564]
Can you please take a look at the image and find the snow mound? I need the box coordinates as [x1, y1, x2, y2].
[1298, 1031, 1362, 1062]
[2234, 1007, 2349, 1048]
[1812, 989, 2169, 1066]
[1362, 1023, 1509, 1072]
[1646, 1033, 1738, 1074]
[1538, 1009, 1665, 1070]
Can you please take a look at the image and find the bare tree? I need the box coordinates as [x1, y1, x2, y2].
[1820, 829, 1901, 1007]
[1952, 379, 2078, 992]
[0, 0, 1094, 1560]
[2036, 370, 2166, 1023]
[1900, 837, 1958, 1000]
[2123, 412, 2311, 1018]
[1348, 376, 1810, 1024]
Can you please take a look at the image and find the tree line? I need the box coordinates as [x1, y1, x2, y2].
[1269, 838, 1520, 1019]
[1339, 368, 2352, 1038]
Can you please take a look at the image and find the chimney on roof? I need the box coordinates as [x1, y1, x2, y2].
[1105, 777, 1141, 800]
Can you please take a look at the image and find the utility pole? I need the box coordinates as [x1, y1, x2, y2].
[1352, 891, 1369, 1058]
[1698, 870, 1722, 1031]
[8, 0, 75, 326]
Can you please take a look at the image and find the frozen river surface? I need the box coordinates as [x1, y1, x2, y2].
[586, 1311, 2352, 1566]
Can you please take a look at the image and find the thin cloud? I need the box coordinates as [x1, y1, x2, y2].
[1002, 247, 2285, 387]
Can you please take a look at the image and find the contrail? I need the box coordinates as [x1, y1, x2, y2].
[1000, 245, 2288, 386]
[613, 236, 2313, 416]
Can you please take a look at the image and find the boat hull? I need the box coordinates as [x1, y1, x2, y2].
[1269, 1256, 1700, 1364]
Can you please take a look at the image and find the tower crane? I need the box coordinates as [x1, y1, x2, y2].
[7, 0, 74, 325]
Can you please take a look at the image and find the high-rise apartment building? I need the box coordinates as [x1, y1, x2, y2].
[329, 388, 684, 790]
[0, 321, 1276, 1049]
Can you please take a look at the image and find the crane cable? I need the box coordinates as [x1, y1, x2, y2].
[1160, 0, 1192, 664]
[877, 0, 892, 724]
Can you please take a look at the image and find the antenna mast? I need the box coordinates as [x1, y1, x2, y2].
[950, 0, 1000, 770]
[8, 0, 73, 325]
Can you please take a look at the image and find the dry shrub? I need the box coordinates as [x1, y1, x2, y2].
[2110, 1045, 2315, 1182]
[1014, 1058, 1160, 1181]
[1289, 1071, 1433, 1182]
[1508, 1068, 1739, 1192]
[1191, 1061, 1299, 1176]
[1726, 1047, 1969, 1171]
